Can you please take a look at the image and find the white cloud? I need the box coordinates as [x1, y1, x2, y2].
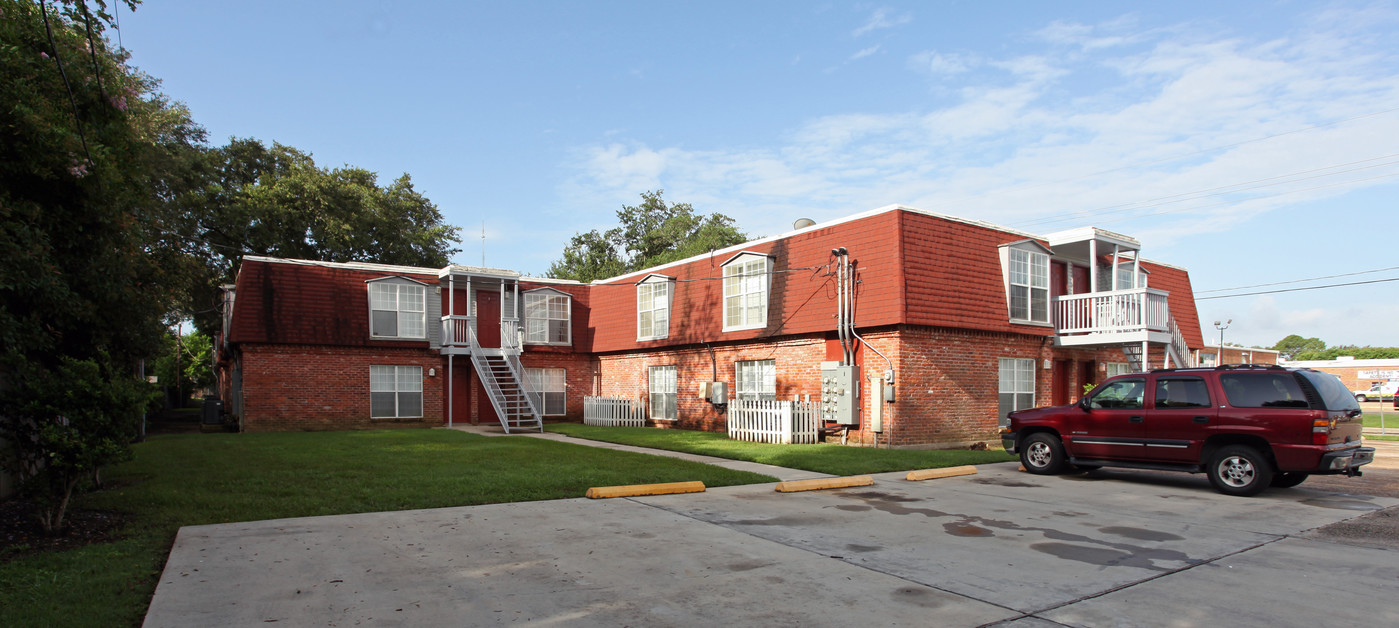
[563, 8, 1399, 267]
[853, 7, 912, 37]
[851, 45, 880, 60]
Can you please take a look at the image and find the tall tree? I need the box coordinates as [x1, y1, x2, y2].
[0, 0, 169, 532]
[1270, 335, 1326, 360]
[548, 190, 747, 282]
[184, 138, 462, 330]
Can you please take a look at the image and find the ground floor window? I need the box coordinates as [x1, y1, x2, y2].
[735, 359, 777, 401]
[1105, 362, 1133, 377]
[371, 365, 423, 418]
[526, 367, 566, 416]
[1199, 352, 1218, 367]
[998, 358, 1035, 420]
[649, 365, 678, 420]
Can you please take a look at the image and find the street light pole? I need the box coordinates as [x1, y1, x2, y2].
[1213, 319, 1232, 366]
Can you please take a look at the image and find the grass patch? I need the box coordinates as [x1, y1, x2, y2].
[0, 429, 775, 628]
[1362, 413, 1399, 429]
[545, 424, 1016, 475]
[1366, 434, 1399, 441]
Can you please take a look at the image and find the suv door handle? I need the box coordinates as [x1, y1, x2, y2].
[1193, 416, 1209, 424]
[1130, 416, 1144, 423]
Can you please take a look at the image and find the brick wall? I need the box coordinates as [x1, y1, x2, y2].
[239, 343, 445, 432]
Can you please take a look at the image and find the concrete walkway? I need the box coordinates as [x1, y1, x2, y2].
[444, 423, 831, 482]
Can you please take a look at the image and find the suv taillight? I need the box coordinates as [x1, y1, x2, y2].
[1312, 418, 1332, 445]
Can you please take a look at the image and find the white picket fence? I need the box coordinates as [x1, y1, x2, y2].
[583, 395, 648, 427]
[727, 396, 821, 444]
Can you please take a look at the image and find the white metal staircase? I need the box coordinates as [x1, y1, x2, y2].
[1120, 314, 1194, 372]
[469, 350, 543, 434]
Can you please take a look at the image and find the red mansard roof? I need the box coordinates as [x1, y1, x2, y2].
[229, 257, 439, 347]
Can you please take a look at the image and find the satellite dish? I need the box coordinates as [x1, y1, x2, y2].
[793, 218, 816, 229]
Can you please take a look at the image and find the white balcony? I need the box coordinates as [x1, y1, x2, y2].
[440, 315, 523, 356]
[1053, 288, 1173, 346]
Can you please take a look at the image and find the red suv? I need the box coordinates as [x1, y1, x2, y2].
[1002, 365, 1374, 496]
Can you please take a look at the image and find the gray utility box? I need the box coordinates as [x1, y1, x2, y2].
[820, 363, 860, 425]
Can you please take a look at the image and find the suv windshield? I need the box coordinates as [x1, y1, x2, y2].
[1298, 370, 1362, 412]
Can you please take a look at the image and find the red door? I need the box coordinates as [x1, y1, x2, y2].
[1052, 359, 1071, 406]
[476, 291, 500, 348]
[1051, 261, 1067, 301]
[1072, 264, 1091, 294]
[1079, 360, 1096, 400]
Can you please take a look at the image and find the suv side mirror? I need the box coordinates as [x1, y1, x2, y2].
[1077, 396, 1091, 411]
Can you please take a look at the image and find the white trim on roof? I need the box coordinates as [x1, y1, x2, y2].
[243, 255, 441, 277]
[594, 204, 1188, 284]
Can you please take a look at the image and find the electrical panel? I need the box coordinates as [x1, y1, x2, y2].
[710, 382, 728, 404]
[697, 382, 713, 400]
[821, 364, 860, 425]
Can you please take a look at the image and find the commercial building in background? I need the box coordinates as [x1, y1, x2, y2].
[216, 204, 1205, 447]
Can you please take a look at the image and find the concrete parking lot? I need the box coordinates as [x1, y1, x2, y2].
[144, 452, 1399, 628]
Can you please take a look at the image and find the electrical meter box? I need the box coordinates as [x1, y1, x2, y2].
[820, 363, 860, 425]
[710, 381, 728, 404]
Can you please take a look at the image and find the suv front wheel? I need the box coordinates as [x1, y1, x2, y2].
[1206, 445, 1273, 497]
[1020, 433, 1068, 475]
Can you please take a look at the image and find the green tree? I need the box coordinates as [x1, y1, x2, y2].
[184, 138, 462, 331]
[150, 328, 215, 402]
[1270, 335, 1326, 360]
[0, 356, 156, 533]
[0, 0, 190, 533]
[547, 190, 748, 282]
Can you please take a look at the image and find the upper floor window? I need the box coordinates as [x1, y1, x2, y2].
[1004, 245, 1049, 323]
[524, 289, 570, 345]
[368, 280, 426, 339]
[637, 275, 673, 341]
[723, 253, 771, 332]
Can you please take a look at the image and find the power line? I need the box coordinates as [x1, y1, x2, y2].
[1197, 266, 1399, 294]
[1196, 276, 1399, 300]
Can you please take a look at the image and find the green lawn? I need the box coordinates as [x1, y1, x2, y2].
[1362, 413, 1399, 429]
[0, 429, 775, 628]
[545, 424, 1017, 475]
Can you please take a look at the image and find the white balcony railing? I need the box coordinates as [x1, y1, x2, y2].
[1053, 288, 1170, 336]
[441, 315, 522, 354]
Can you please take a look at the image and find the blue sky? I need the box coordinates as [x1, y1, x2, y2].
[116, 1, 1399, 349]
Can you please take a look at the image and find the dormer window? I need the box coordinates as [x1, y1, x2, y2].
[1000, 242, 1050, 324]
[722, 252, 771, 332]
[524, 288, 571, 346]
[368, 278, 426, 339]
[637, 275, 673, 341]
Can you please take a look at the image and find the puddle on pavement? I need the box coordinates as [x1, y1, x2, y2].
[1097, 526, 1183, 542]
[1301, 496, 1380, 511]
[890, 586, 944, 609]
[944, 521, 993, 537]
[971, 478, 1044, 488]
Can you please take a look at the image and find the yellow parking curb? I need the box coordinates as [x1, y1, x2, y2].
[585, 481, 706, 499]
[905, 465, 978, 482]
[775, 476, 874, 493]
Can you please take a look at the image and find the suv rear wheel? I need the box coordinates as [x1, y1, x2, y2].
[1021, 433, 1067, 475]
[1206, 445, 1273, 497]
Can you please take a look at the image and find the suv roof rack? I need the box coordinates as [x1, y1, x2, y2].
[1149, 363, 1289, 374]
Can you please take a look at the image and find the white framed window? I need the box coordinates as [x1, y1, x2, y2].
[369, 281, 426, 339]
[1105, 362, 1133, 377]
[370, 365, 423, 418]
[735, 359, 777, 401]
[1007, 248, 1049, 323]
[637, 276, 672, 341]
[1200, 352, 1218, 367]
[526, 367, 566, 416]
[1115, 266, 1137, 290]
[998, 358, 1035, 419]
[722, 253, 770, 332]
[524, 289, 571, 346]
[649, 365, 678, 420]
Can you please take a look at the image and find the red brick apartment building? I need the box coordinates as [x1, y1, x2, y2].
[217, 205, 1205, 447]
